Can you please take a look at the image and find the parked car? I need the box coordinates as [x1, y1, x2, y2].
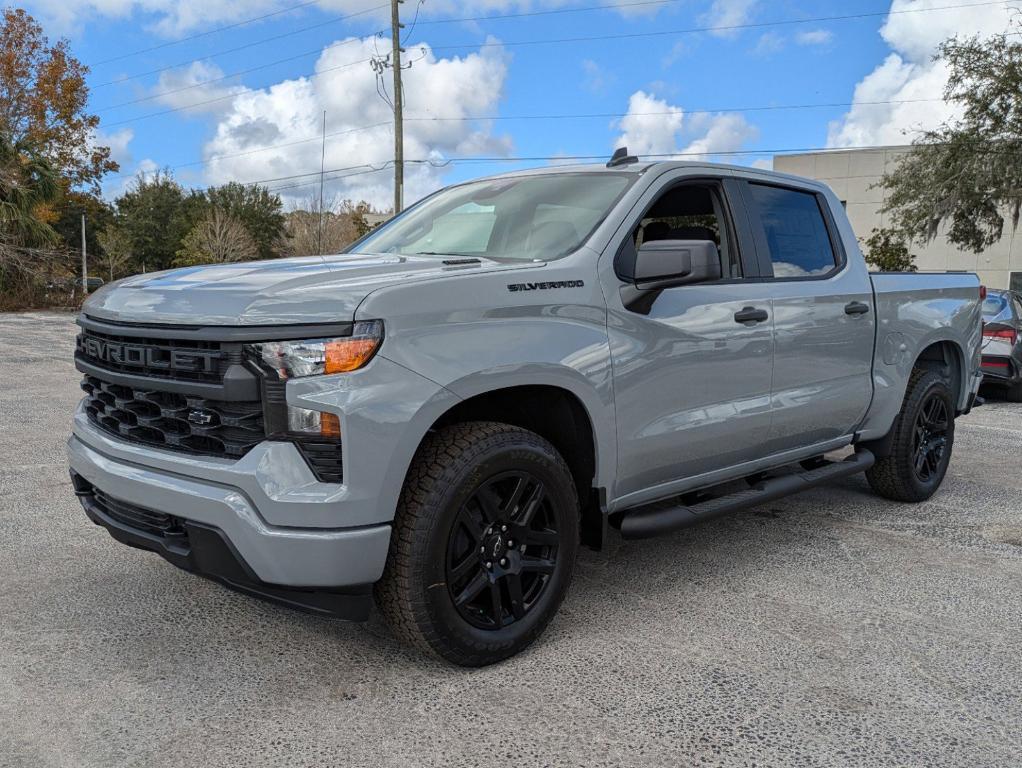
[980, 289, 1022, 401]
[46, 276, 106, 293]
[67, 152, 984, 666]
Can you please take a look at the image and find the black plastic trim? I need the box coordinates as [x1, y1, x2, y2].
[74, 473, 372, 621]
[75, 354, 260, 400]
[80, 314, 356, 343]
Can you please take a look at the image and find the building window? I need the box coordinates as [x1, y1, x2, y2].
[1011, 272, 1022, 293]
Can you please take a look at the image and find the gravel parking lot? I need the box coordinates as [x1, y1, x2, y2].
[2, 311, 1021, 767]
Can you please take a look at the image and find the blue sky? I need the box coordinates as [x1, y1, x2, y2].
[21, 0, 1018, 208]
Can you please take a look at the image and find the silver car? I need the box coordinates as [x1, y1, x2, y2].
[981, 289, 1022, 401]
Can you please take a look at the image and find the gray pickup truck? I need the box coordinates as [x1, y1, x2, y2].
[68, 153, 984, 666]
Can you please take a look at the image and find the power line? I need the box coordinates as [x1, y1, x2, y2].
[255, 143, 934, 194]
[92, 4, 389, 90]
[96, 38, 370, 112]
[416, 0, 1015, 54]
[100, 56, 376, 127]
[92, 0, 681, 86]
[89, 0, 326, 66]
[93, 0, 1012, 128]
[106, 97, 945, 180]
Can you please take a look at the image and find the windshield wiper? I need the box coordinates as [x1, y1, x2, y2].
[414, 251, 479, 258]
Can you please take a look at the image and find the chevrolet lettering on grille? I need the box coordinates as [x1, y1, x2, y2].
[77, 335, 220, 374]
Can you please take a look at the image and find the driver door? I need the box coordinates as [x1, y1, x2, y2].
[602, 174, 777, 503]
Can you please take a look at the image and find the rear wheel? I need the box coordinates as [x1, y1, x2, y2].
[1006, 380, 1022, 402]
[375, 421, 579, 666]
[866, 369, 955, 502]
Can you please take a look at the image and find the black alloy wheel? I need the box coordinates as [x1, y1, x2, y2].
[866, 369, 956, 502]
[446, 471, 560, 630]
[912, 393, 950, 483]
[375, 421, 579, 666]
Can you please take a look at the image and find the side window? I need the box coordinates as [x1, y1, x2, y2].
[747, 183, 838, 278]
[630, 183, 740, 279]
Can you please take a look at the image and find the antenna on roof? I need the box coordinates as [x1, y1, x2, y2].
[607, 146, 638, 168]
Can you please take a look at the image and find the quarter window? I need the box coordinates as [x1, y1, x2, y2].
[748, 183, 838, 278]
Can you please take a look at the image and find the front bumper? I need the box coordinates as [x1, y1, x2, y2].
[68, 425, 391, 609]
[72, 471, 374, 619]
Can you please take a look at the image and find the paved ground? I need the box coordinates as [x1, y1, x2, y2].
[2, 311, 1021, 768]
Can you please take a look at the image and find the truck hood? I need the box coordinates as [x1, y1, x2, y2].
[83, 253, 526, 326]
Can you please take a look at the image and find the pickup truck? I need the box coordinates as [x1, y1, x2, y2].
[68, 152, 984, 666]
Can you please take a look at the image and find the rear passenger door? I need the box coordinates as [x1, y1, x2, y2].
[738, 179, 875, 453]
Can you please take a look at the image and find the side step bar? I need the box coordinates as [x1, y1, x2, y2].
[619, 449, 875, 540]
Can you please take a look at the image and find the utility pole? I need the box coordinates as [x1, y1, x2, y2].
[80, 213, 88, 296]
[390, 0, 404, 214]
[317, 109, 327, 255]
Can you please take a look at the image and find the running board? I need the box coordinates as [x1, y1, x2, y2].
[618, 449, 875, 540]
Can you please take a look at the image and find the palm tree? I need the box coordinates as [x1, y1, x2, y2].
[0, 133, 61, 295]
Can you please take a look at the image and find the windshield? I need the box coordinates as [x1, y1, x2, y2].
[982, 293, 1009, 322]
[353, 173, 634, 261]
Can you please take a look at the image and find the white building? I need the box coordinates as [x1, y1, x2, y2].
[773, 147, 1022, 291]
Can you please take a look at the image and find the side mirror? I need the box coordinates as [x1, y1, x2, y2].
[631, 239, 721, 288]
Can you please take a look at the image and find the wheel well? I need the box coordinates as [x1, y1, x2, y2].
[914, 340, 963, 407]
[428, 385, 603, 548]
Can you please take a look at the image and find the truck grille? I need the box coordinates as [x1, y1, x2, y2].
[82, 375, 264, 459]
[76, 328, 232, 384]
[91, 487, 187, 540]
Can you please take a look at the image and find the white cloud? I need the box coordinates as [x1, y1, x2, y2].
[795, 29, 832, 46]
[613, 90, 758, 159]
[700, 0, 758, 37]
[581, 59, 614, 94]
[150, 60, 249, 114]
[197, 36, 512, 209]
[828, 0, 1015, 148]
[752, 31, 785, 56]
[92, 127, 134, 167]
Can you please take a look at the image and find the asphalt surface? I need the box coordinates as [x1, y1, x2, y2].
[2, 311, 1021, 768]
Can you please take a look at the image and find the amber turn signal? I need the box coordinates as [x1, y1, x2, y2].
[325, 337, 382, 374]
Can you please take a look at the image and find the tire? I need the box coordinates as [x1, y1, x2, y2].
[866, 369, 956, 502]
[1006, 380, 1022, 403]
[374, 421, 579, 666]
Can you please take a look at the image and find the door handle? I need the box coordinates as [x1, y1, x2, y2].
[845, 301, 870, 316]
[734, 306, 769, 324]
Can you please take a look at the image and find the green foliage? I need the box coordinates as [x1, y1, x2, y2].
[880, 32, 1022, 253]
[0, 133, 60, 249]
[204, 182, 286, 260]
[51, 190, 114, 257]
[860, 227, 918, 272]
[96, 224, 133, 281]
[174, 207, 257, 267]
[113, 170, 199, 272]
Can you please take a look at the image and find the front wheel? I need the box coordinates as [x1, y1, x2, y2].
[866, 369, 956, 502]
[375, 421, 579, 666]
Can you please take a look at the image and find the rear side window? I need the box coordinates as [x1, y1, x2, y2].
[982, 294, 1009, 321]
[748, 183, 838, 278]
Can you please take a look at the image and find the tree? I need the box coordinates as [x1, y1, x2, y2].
[0, 133, 61, 293]
[114, 171, 199, 272]
[174, 208, 257, 266]
[51, 190, 114, 258]
[205, 182, 285, 259]
[860, 227, 918, 272]
[879, 31, 1022, 253]
[283, 194, 360, 257]
[341, 199, 376, 239]
[96, 224, 133, 281]
[0, 9, 116, 192]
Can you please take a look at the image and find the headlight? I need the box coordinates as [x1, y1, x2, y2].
[248, 320, 383, 379]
